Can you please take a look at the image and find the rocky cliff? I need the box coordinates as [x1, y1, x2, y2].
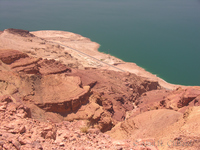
[0, 29, 199, 150]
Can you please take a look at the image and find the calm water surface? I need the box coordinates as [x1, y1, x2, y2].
[0, 0, 200, 85]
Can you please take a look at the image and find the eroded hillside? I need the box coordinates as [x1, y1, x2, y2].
[0, 29, 200, 150]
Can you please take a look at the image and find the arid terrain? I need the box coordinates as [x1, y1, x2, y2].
[0, 29, 199, 150]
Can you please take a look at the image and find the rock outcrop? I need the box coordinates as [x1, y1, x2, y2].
[125, 86, 200, 119]
[0, 49, 89, 122]
[0, 49, 28, 64]
[65, 68, 161, 132]
[0, 49, 71, 75]
[0, 49, 162, 132]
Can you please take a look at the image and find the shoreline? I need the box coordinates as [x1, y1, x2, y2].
[31, 30, 182, 90]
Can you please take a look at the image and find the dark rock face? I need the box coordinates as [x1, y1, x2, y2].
[4, 28, 35, 37]
[194, 95, 200, 106]
[177, 87, 200, 108]
[0, 49, 28, 64]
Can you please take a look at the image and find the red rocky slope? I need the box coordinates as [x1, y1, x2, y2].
[0, 48, 200, 150]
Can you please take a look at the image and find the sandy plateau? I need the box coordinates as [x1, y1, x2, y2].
[0, 29, 200, 150]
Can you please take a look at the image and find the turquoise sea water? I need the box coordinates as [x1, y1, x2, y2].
[0, 0, 200, 85]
